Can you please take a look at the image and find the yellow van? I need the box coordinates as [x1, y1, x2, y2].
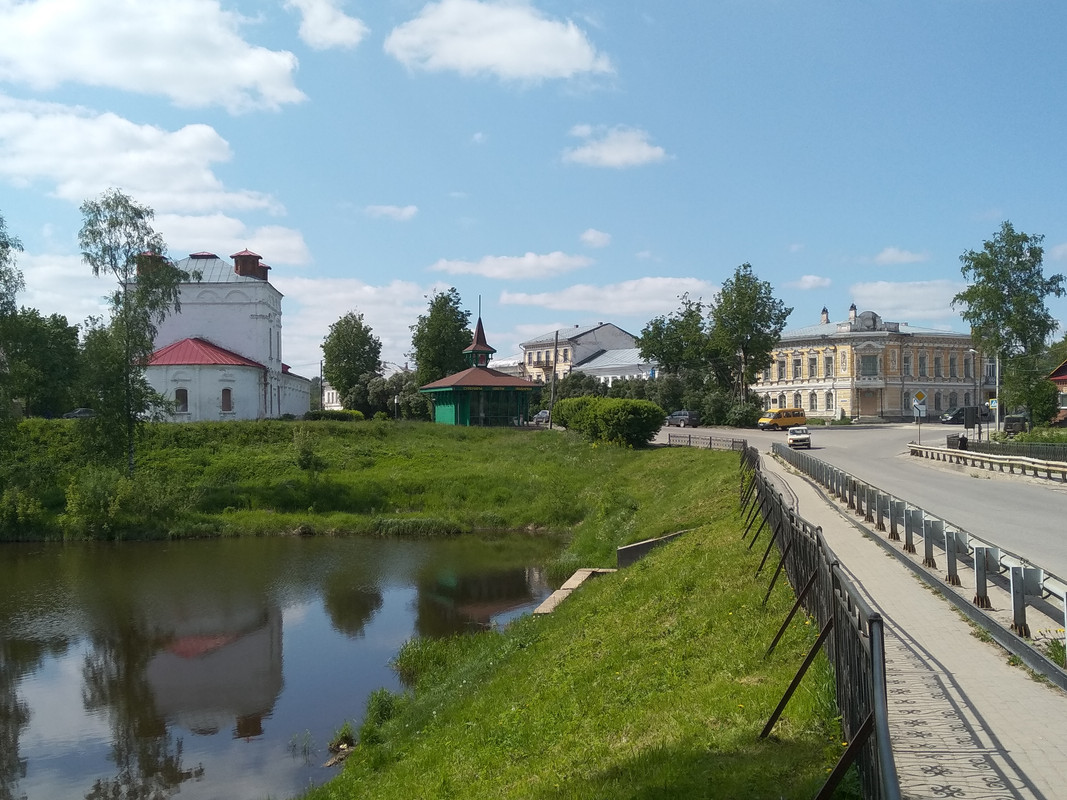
[757, 408, 806, 431]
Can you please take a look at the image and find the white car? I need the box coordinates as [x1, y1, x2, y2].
[786, 425, 811, 449]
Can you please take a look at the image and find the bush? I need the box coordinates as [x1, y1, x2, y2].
[304, 409, 366, 422]
[556, 396, 664, 448]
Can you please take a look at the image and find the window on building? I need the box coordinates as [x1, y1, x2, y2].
[777, 393, 786, 408]
[948, 391, 958, 408]
[526, 352, 532, 365]
[792, 358, 802, 379]
[762, 368, 771, 382]
[763, 394, 771, 409]
[809, 391, 818, 411]
[964, 357, 972, 379]
[918, 354, 927, 377]
[808, 356, 817, 378]
[536, 351, 542, 363]
[562, 348, 569, 362]
[964, 391, 971, 407]
[902, 352, 912, 376]
[949, 354, 957, 378]
[903, 391, 911, 411]
[825, 355, 834, 377]
[934, 356, 943, 378]
[826, 391, 834, 410]
[793, 391, 802, 408]
[860, 355, 878, 377]
[934, 391, 943, 411]
[777, 360, 786, 381]
[175, 388, 188, 413]
[221, 388, 233, 412]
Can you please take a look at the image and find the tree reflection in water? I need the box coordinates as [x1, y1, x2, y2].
[81, 625, 203, 800]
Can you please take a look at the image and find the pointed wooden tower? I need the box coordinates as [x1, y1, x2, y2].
[419, 318, 534, 426]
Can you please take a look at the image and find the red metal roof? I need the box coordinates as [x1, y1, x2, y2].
[463, 317, 496, 355]
[420, 366, 533, 390]
[150, 337, 264, 368]
[229, 249, 261, 258]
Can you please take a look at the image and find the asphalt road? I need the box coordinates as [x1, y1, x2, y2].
[659, 422, 1067, 578]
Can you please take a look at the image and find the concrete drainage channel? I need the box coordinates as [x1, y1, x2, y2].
[533, 529, 695, 614]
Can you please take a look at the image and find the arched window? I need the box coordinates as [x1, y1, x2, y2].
[763, 394, 771, 409]
[809, 391, 818, 411]
[175, 388, 189, 413]
[825, 391, 834, 411]
[777, 393, 786, 408]
[964, 391, 971, 407]
[221, 388, 233, 412]
[948, 391, 958, 409]
[792, 391, 802, 408]
[934, 391, 943, 411]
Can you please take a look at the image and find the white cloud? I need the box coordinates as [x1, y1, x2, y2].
[0, 95, 282, 215]
[286, 0, 369, 50]
[471, 131, 486, 144]
[0, 0, 305, 113]
[365, 205, 419, 221]
[501, 276, 717, 315]
[274, 275, 455, 372]
[563, 125, 668, 168]
[154, 216, 311, 266]
[850, 279, 968, 322]
[785, 275, 831, 290]
[580, 228, 611, 248]
[20, 252, 111, 325]
[873, 246, 929, 265]
[429, 251, 592, 279]
[384, 0, 613, 82]
[789, 243, 805, 253]
[1050, 242, 1067, 261]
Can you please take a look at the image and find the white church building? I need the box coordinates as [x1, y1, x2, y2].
[146, 250, 311, 421]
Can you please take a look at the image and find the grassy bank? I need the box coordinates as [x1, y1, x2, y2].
[301, 447, 846, 799]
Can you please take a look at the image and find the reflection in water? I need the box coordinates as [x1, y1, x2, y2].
[0, 534, 559, 800]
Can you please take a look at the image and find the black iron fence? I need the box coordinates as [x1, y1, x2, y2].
[738, 444, 900, 800]
[963, 439, 1067, 463]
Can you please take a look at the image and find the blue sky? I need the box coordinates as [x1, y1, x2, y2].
[3, 0, 1067, 378]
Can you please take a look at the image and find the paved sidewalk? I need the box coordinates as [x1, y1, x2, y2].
[757, 449, 1067, 800]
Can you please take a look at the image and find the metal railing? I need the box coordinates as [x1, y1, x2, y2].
[959, 439, 1067, 465]
[777, 442, 1067, 668]
[738, 444, 900, 800]
[910, 442, 1067, 481]
[666, 431, 747, 451]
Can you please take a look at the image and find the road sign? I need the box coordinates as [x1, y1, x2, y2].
[914, 390, 926, 404]
[912, 401, 927, 418]
[989, 399, 998, 409]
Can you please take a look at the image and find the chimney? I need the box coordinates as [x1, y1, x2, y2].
[230, 249, 270, 280]
[820, 307, 829, 325]
[848, 303, 857, 322]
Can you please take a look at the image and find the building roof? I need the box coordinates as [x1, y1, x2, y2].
[173, 253, 272, 285]
[420, 366, 534, 391]
[463, 318, 496, 355]
[150, 337, 264, 369]
[574, 347, 653, 371]
[521, 322, 634, 347]
[781, 313, 968, 342]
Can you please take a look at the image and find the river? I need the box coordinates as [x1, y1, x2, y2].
[0, 534, 561, 800]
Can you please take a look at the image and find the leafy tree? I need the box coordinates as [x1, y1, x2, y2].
[78, 189, 188, 474]
[952, 221, 1065, 418]
[708, 263, 791, 402]
[0, 211, 23, 318]
[322, 311, 383, 405]
[409, 288, 471, 387]
[0, 309, 81, 417]
[637, 294, 710, 377]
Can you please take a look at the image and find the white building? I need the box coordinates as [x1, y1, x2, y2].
[146, 250, 311, 421]
[519, 323, 648, 383]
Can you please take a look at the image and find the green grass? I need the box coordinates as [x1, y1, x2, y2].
[300, 444, 848, 800]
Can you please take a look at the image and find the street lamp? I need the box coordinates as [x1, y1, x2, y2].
[968, 348, 980, 442]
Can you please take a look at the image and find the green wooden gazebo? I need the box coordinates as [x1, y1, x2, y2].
[419, 318, 534, 426]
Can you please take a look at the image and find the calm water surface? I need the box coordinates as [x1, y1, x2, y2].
[0, 534, 561, 800]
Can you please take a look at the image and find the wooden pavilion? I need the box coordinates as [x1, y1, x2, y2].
[419, 318, 534, 426]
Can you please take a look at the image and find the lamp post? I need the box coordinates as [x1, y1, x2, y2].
[969, 348, 980, 442]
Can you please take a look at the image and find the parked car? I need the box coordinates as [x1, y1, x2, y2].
[1003, 415, 1029, 437]
[757, 407, 806, 430]
[939, 408, 964, 424]
[533, 409, 550, 424]
[664, 410, 700, 427]
[62, 407, 96, 419]
[786, 425, 811, 449]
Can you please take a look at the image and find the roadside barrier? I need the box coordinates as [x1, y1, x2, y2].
[777, 442, 1067, 666]
[909, 442, 1067, 482]
[669, 434, 900, 797]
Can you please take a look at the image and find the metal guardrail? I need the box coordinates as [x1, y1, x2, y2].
[738, 444, 900, 800]
[910, 443, 1067, 482]
[666, 431, 747, 451]
[777, 442, 1067, 656]
[966, 439, 1067, 464]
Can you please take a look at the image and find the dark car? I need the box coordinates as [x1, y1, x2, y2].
[62, 408, 96, 419]
[665, 410, 700, 428]
[533, 409, 550, 424]
[939, 408, 964, 424]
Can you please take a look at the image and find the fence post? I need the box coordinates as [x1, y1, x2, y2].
[889, 499, 904, 542]
[973, 546, 992, 609]
[945, 528, 961, 586]
[922, 517, 941, 569]
[904, 508, 920, 554]
[1010, 566, 1030, 637]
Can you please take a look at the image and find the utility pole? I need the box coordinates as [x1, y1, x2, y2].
[548, 330, 559, 429]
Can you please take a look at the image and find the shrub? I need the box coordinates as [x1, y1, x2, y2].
[304, 409, 366, 422]
[556, 396, 664, 447]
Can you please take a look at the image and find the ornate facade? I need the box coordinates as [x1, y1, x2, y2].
[750, 305, 988, 422]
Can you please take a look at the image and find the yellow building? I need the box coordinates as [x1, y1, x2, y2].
[750, 305, 989, 422]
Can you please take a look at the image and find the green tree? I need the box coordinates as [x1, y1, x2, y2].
[78, 189, 188, 474]
[952, 221, 1065, 418]
[409, 288, 471, 387]
[0, 211, 25, 439]
[0, 309, 81, 417]
[322, 311, 383, 406]
[708, 263, 792, 402]
[637, 294, 710, 377]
